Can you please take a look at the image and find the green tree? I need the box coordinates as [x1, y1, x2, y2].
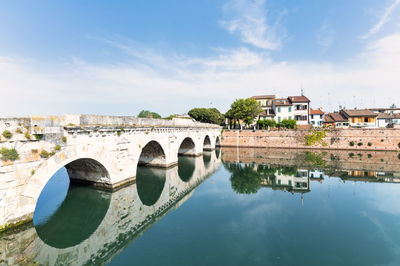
[226, 98, 263, 126]
[138, 110, 161, 119]
[279, 118, 297, 129]
[188, 108, 225, 125]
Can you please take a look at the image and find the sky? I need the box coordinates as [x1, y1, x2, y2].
[1, 0, 400, 116]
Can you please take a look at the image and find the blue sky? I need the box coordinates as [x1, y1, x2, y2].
[1, 0, 400, 116]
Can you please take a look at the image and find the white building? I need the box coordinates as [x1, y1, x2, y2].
[272, 98, 293, 123]
[310, 108, 324, 127]
[288, 96, 310, 126]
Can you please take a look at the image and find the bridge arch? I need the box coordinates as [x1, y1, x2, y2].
[203, 135, 212, 151]
[178, 137, 197, 156]
[138, 140, 166, 167]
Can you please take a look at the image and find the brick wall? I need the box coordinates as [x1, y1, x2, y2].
[221, 129, 400, 151]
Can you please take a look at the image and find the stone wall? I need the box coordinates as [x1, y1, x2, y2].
[221, 128, 400, 151]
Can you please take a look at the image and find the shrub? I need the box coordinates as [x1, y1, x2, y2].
[279, 119, 297, 129]
[31, 170, 35, 175]
[54, 145, 61, 151]
[34, 134, 44, 140]
[305, 130, 327, 146]
[349, 153, 355, 158]
[358, 142, 363, 146]
[24, 131, 31, 140]
[39, 150, 49, 158]
[117, 131, 121, 136]
[0, 147, 19, 161]
[2, 130, 12, 139]
[349, 141, 355, 146]
[62, 136, 67, 143]
[367, 142, 372, 147]
[16, 128, 23, 134]
[368, 154, 372, 158]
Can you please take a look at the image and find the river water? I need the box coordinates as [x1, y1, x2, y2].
[2, 148, 400, 265]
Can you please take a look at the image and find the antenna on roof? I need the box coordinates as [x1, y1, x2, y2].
[300, 82, 304, 96]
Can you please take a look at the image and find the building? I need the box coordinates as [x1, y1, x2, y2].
[323, 112, 349, 128]
[340, 109, 378, 128]
[288, 96, 311, 126]
[376, 113, 393, 128]
[252, 94, 311, 125]
[310, 108, 324, 127]
[272, 98, 293, 123]
[370, 108, 400, 115]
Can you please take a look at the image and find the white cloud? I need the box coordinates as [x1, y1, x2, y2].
[316, 21, 335, 54]
[220, 0, 286, 50]
[362, 0, 400, 39]
[1, 32, 400, 116]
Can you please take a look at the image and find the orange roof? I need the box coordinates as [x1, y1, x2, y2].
[251, 95, 276, 100]
[310, 108, 324, 115]
[288, 96, 310, 103]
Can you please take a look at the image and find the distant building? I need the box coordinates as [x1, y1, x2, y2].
[273, 98, 293, 123]
[251, 94, 311, 125]
[340, 109, 378, 128]
[288, 96, 310, 126]
[310, 108, 324, 127]
[370, 108, 400, 115]
[376, 113, 393, 128]
[324, 112, 349, 128]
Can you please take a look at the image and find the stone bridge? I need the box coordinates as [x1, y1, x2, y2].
[0, 152, 222, 265]
[0, 114, 221, 230]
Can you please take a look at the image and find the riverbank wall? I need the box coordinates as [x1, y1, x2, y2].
[221, 128, 400, 151]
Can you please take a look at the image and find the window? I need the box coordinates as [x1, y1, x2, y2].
[312, 121, 315, 124]
[289, 107, 292, 112]
[278, 107, 281, 113]
[278, 179, 281, 185]
[288, 180, 292, 186]
[311, 115, 314, 119]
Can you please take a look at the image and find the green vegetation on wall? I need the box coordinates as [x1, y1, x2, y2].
[305, 130, 327, 146]
[0, 147, 19, 161]
[2, 130, 12, 139]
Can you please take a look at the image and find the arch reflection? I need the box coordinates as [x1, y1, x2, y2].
[34, 182, 111, 249]
[178, 156, 196, 182]
[203, 151, 211, 168]
[136, 166, 166, 206]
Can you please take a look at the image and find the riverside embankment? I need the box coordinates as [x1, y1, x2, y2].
[221, 128, 400, 151]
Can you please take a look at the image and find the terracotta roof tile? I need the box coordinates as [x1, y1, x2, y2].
[251, 95, 276, 99]
[310, 108, 324, 115]
[288, 96, 310, 103]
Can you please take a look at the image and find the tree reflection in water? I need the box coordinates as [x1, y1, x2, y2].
[136, 166, 166, 206]
[178, 156, 195, 182]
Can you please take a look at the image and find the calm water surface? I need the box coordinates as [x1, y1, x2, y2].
[2, 148, 400, 266]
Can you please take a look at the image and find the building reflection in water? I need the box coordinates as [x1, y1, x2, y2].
[223, 147, 400, 199]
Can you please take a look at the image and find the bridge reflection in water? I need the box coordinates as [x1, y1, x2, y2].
[0, 150, 221, 266]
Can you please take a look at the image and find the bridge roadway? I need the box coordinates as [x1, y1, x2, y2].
[0, 114, 221, 230]
[0, 153, 222, 265]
